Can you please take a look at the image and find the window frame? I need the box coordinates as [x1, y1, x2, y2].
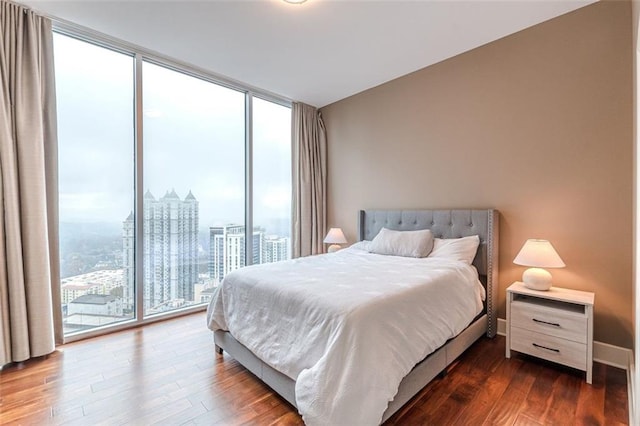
[53, 23, 292, 343]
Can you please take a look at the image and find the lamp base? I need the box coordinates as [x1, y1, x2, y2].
[522, 267, 553, 291]
[327, 244, 341, 253]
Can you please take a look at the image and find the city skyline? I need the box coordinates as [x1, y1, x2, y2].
[60, 189, 290, 334]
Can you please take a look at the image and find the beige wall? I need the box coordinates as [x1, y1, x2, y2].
[321, 1, 633, 348]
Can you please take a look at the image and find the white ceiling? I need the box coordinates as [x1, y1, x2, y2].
[22, 0, 597, 107]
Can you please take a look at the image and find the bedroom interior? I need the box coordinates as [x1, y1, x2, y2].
[0, 0, 639, 424]
[210, 209, 499, 424]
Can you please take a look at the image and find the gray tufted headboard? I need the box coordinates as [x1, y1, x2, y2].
[358, 209, 500, 337]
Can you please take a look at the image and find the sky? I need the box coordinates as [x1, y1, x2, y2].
[54, 33, 291, 234]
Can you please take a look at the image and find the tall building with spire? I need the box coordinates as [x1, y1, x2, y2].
[123, 189, 199, 312]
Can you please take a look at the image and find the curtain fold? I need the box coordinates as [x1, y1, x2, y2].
[0, 0, 60, 366]
[292, 102, 327, 258]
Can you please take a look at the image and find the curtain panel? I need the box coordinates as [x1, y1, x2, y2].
[292, 102, 327, 258]
[0, 0, 61, 366]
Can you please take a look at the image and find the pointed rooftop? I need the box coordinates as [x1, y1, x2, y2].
[162, 188, 180, 200]
[185, 190, 197, 201]
[144, 190, 155, 200]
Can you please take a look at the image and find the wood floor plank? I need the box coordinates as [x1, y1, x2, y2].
[454, 355, 524, 424]
[513, 412, 545, 426]
[519, 359, 561, 420]
[605, 365, 630, 425]
[437, 335, 510, 425]
[574, 362, 606, 426]
[0, 312, 628, 426]
[545, 371, 582, 425]
[481, 358, 540, 425]
[151, 401, 208, 426]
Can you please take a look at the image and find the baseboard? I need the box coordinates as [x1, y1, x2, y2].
[629, 352, 637, 426]
[496, 318, 631, 369]
[594, 341, 633, 370]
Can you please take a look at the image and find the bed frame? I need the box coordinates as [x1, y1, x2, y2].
[214, 209, 499, 423]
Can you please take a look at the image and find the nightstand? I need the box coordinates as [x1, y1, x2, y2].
[505, 281, 594, 384]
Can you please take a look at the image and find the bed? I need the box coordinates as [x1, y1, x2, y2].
[207, 209, 499, 425]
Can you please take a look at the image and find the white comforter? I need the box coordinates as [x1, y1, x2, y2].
[206, 243, 485, 425]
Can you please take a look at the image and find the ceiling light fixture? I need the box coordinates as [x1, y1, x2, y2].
[283, 0, 307, 4]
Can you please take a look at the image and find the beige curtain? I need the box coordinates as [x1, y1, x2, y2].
[0, 1, 60, 366]
[292, 102, 327, 257]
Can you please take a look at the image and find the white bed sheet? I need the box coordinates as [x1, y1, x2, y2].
[206, 243, 485, 425]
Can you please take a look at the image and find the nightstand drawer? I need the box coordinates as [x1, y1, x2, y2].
[510, 326, 587, 371]
[510, 300, 587, 343]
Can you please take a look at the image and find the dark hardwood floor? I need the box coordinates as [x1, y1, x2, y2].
[0, 312, 629, 425]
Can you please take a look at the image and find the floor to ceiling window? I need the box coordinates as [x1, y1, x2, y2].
[53, 32, 292, 337]
[54, 33, 136, 335]
[253, 98, 293, 263]
[142, 61, 246, 316]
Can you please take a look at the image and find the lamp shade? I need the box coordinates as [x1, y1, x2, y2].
[513, 239, 565, 268]
[323, 228, 347, 244]
[513, 239, 565, 291]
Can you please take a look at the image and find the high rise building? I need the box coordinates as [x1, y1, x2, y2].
[122, 212, 134, 310]
[263, 235, 290, 263]
[209, 225, 263, 284]
[123, 189, 199, 311]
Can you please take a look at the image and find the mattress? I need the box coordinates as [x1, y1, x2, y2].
[206, 242, 485, 425]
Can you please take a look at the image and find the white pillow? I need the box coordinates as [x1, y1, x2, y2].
[428, 235, 480, 264]
[349, 240, 371, 251]
[368, 228, 434, 258]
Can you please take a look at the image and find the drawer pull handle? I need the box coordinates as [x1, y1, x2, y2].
[532, 343, 560, 353]
[532, 318, 560, 327]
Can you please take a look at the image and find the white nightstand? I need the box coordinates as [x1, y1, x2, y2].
[506, 281, 594, 384]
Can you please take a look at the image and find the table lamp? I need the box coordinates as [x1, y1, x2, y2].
[513, 239, 565, 291]
[324, 228, 347, 253]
